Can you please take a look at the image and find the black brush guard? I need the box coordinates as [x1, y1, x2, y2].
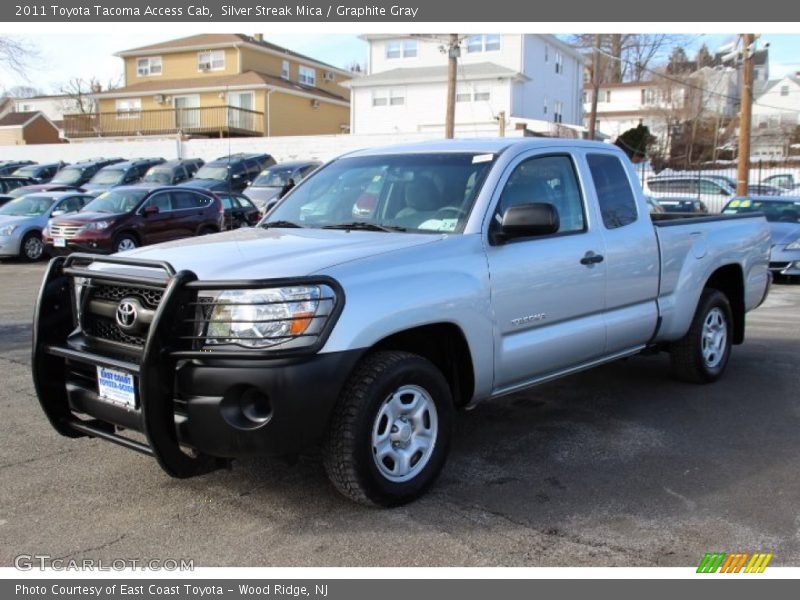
[31, 252, 343, 478]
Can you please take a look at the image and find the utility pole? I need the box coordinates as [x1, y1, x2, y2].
[737, 33, 755, 196]
[497, 110, 506, 137]
[445, 34, 459, 139]
[587, 33, 602, 140]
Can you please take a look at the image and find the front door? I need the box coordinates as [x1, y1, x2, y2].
[173, 95, 200, 130]
[485, 152, 608, 393]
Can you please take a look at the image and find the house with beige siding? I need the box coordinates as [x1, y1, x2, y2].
[0, 111, 61, 145]
[65, 34, 351, 139]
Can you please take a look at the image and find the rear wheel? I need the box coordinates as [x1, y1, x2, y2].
[198, 226, 217, 236]
[323, 351, 453, 507]
[113, 233, 138, 253]
[670, 289, 733, 383]
[20, 232, 45, 261]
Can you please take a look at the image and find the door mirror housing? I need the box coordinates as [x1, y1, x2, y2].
[51, 210, 65, 218]
[142, 205, 160, 216]
[492, 203, 559, 244]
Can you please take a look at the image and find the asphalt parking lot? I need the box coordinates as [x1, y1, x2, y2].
[0, 259, 798, 568]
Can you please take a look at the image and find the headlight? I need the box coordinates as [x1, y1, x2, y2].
[81, 221, 113, 231]
[0, 225, 17, 236]
[786, 239, 800, 250]
[204, 285, 336, 349]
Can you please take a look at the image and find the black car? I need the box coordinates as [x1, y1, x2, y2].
[0, 160, 35, 176]
[48, 157, 126, 188]
[11, 161, 68, 183]
[215, 191, 262, 229]
[137, 158, 205, 186]
[180, 153, 275, 193]
[82, 157, 166, 196]
[0, 176, 38, 194]
[657, 196, 709, 213]
[244, 160, 321, 211]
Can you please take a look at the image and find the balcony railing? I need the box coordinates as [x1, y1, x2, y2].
[64, 105, 265, 138]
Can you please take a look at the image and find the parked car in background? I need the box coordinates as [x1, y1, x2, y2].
[216, 191, 262, 229]
[0, 160, 35, 176]
[0, 191, 94, 261]
[11, 161, 68, 183]
[0, 176, 38, 194]
[747, 183, 784, 196]
[244, 160, 321, 211]
[762, 173, 798, 190]
[645, 195, 665, 214]
[722, 196, 800, 279]
[138, 158, 205, 186]
[44, 186, 224, 254]
[180, 153, 275, 193]
[656, 196, 709, 214]
[11, 158, 126, 197]
[780, 184, 800, 197]
[83, 158, 166, 196]
[645, 174, 734, 213]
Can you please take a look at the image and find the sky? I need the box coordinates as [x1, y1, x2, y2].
[3, 32, 800, 95]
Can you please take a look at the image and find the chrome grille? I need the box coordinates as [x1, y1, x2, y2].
[50, 224, 82, 239]
[91, 284, 163, 308]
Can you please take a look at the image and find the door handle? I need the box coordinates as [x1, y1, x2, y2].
[580, 251, 604, 265]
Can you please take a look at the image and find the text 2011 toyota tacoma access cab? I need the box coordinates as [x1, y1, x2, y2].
[33, 139, 772, 506]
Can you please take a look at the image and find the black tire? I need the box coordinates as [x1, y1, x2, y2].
[113, 233, 138, 253]
[198, 225, 217, 236]
[323, 351, 453, 507]
[20, 231, 45, 262]
[669, 289, 733, 384]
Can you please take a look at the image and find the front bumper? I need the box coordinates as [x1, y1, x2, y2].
[0, 234, 22, 257]
[769, 246, 800, 276]
[44, 231, 116, 255]
[32, 254, 353, 478]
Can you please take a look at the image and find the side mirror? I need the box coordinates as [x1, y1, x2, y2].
[143, 205, 160, 216]
[492, 203, 559, 244]
[51, 210, 65, 217]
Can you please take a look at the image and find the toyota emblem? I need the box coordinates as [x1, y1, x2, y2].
[116, 299, 138, 330]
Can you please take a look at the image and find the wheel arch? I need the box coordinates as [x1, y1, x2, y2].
[704, 263, 745, 344]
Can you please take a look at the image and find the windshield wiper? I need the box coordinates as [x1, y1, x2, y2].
[261, 220, 304, 229]
[322, 222, 406, 232]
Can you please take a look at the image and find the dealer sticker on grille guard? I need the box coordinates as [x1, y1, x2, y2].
[96, 366, 136, 408]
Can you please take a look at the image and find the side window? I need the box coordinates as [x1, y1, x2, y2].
[219, 195, 235, 209]
[173, 191, 210, 210]
[58, 197, 80, 213]
[144, 192, 172, 212]
[587, 153, 638, 229]
[497, 155, 586, 234]
[237, 196, 256, 209]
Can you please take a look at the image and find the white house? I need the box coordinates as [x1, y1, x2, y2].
[12, 94, 85, 138]
[751, 74, 800, 158]
[346, 34, 584, 137]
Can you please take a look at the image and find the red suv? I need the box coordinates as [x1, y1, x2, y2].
[44, 186, 223, 254]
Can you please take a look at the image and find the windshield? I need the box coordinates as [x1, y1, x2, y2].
[266, 153, 495, 234]
[194, 166, 229, 181]
[723, 198, 800, 223]
[83, 189, 148, 214]
[89, 169, 125, 185]
[0, 196, 55, 216]
[9, 186, 36, 198]
[142, 167, 173, 184]
[11, 166, 39, 177]
[51, 168, 84, 185]
[253, 167, 294, 187]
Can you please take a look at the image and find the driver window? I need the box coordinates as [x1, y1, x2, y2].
[143, 193, 171, 212]
[497, 155, 585, 234]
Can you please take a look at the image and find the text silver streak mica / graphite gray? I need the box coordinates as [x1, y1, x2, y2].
[31, 139, 771, 506]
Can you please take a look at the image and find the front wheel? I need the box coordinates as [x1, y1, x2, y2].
[323, 351, 453, 507]
[113, 234, 138, 253]
[669, 289, 733, 383]
[20, 232, 45, 261]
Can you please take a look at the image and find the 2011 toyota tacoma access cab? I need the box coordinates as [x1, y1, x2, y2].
[32, 139, 772, 506]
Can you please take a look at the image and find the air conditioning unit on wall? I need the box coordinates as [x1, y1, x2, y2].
[311, 99, 321, 109]
[153, 94, 165, 104]
[323, 71, 335, 82]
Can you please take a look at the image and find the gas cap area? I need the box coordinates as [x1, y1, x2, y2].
[691, 232, 708, 259]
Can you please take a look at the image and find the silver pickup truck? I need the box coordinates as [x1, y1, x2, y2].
[32, 139, 772, 506]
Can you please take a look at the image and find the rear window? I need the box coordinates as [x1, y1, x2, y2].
[587, 154, 638, 229]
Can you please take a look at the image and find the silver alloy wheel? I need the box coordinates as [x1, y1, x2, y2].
[371, 384, 438, 483]
[701, 307, 727, 368]
[24, 236, 44, 260]
[116, 238, 137, 252]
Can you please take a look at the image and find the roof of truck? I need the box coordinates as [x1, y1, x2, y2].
[342, 138, 622, 158]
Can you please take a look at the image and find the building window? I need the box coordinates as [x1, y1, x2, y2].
[473, 86, 490, 102]
[372, 88, 404, 107]
[554, 100, 564, 123]
[456, 86, 471, 103]
[115, 98, 141, 119]
[543, 96, 548, 114]
[136, 56, 162, 77]
[299, 66, 316, 86]
[545, 45, 549, 62]
[555, 51, 563, 74]
[281, 60, 290, 80]
[386, 40, 417, 59]
[780, 85, 789, 96]
[198, 50, 225, 71]
[466, 34, 501, 54]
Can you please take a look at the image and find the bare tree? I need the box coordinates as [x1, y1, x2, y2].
[4, 85, 42, 98]
[569, 34, 687, 83]
[0, 35, 38, 77]
[58, 76, 121, 114]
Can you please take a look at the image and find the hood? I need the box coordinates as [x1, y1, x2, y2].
[768, 221, 800, 245]
[179, 179, 226, 191]
[82, 183, 114, 192]
[0, 214, 42, 229]
[119, 227, 442, 280]
[243, 186, 280, 204]
[17, 184, 81, 194]
[53, 211, 124, 225]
